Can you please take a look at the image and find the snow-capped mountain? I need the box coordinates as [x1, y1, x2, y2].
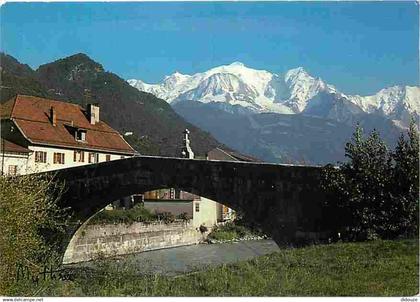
[129, 62, 298, 114]
[347, 86, 419, 128]
[128, 62, 419, 128]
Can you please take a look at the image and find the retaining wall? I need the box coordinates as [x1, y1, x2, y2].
[63, 220, 203, 264]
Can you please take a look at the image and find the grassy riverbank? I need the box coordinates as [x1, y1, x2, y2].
[9, 239, 419, 296]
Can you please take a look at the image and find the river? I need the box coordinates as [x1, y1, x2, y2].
[72, 239, 280, 276]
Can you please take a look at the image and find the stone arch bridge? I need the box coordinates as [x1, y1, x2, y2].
[49, 156, 329, 248]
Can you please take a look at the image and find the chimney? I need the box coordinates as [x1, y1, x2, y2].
[87, 104, 100, 125]
[50, 106, 57, 126]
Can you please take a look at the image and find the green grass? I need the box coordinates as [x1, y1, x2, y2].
[9, 239, 419, 297]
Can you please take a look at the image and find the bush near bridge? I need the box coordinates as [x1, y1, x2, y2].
[89, 204, 158, 225]
[322, 120, 419, 241]
[208, 218, 266, 242]
[0, 174, 69, 295]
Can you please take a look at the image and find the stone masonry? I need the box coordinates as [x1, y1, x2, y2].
[46, 155, 329, 258]
[63, 220, 203, 263]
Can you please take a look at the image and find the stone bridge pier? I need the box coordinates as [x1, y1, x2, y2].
[51, 156, 329, 250]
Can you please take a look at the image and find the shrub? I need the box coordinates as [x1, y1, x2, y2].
[176, 212, 190, 221]
[208, 221, 262, 241]
[90, 204, 157, 225]
[156, 212, 175, 224]
[0, 174, 69, 295]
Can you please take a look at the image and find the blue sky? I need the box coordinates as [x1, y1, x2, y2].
[1, 1, 418, 95]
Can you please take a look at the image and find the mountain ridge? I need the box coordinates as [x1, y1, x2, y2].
[129, 61, 414, 164]
[128, 62, 419, 128]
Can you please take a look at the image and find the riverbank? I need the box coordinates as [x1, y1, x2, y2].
[10, 239, 419, 296]
[72, 239, 279, 276]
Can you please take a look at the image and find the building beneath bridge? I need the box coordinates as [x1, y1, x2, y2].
[0, 95, 135, 176]
[143, 130, 261, 227]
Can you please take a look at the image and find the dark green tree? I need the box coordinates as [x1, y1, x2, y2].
[322, 122, 418, 241]
[388, 119, 419, 237]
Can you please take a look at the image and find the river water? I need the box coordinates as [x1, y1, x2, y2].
[74, 240, 280, 276]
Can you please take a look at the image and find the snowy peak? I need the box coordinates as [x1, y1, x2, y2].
[175, 72, 260, 109]
[285, 66, 308, 81]
[191, 72, 257, 97]
[229, 61, 245, 67]
[284, 67, 336, 112]
[128, 62, 419, 127]
[350, 85, 418, 114]
[128, 61, 282, 112]
[163, 71, 190, 87]
[347, 85, 419, 127]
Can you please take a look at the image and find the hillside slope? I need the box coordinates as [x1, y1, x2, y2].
[0, 53, 223, 156]
[0, 53, 52, 102]
[174, 100, 401, 164]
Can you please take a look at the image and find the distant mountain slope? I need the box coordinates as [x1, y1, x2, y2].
[173, 100, 401, 165]
[0, 53, 224, 157]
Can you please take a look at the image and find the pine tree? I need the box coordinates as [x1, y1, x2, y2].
[389, 119, 419, 237]
[321, 123, 417, 241]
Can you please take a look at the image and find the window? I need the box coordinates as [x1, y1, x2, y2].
[35, 151, 47, 163]
[8, 165, 17, 176]
[74, 150, 85, 162]
[53, 152, 65, 164]
[195, 202, 200, 212]
[88, 152, 99, 163]
[75, 129, 86, 141]
[105, 154, 111, 161]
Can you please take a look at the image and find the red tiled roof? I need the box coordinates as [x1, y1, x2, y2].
[0, 139, 31, 154]
[1, 95, 135, 154]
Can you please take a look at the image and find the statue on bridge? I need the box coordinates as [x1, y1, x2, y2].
[181, 129, 194, 159]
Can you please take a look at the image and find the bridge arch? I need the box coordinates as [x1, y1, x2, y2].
[51, 156, 328, 257]
[62, 187, 246, 263]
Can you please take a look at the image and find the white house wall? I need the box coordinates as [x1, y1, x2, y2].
[192, 197, 219, 228]
[1, 153, 30, 176]
[23, 145, 129, 174]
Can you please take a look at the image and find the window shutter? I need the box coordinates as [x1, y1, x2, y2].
[74, 151, 77, 162]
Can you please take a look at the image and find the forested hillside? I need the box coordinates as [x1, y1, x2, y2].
[0, 53, 223, 156]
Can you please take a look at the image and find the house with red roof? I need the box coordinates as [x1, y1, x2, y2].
[1, 95, 135, 176]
